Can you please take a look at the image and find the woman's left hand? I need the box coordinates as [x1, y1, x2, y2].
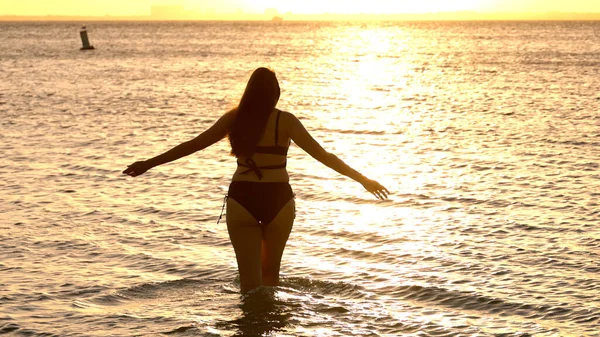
[360, 178, 390, 200]
[122, 160, 151, 177]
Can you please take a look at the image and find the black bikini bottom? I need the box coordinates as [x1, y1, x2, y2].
[228, 181, 294, 225]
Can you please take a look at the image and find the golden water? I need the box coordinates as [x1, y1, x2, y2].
[1, 21, 599, 336]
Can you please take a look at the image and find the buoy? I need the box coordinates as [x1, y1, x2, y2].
[80, 24, 95, 50]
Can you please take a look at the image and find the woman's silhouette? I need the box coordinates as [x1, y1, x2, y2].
[123, 68, 389, 293]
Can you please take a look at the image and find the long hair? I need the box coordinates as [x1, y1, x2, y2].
[229, 68, 281, 157]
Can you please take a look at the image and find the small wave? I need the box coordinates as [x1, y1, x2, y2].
[58, 163, 115, 175]
[61, 285, 109, 298]
[118, 278, 216, 300]
[0, 323, 20, 334]
[383, 283, 600, 325]
[163, 325, 203, 335]
[279, 277, 365, 298]
[312, 126, 389, 136]
[85, 293, 131, 306]
[575, 162, 600, 170]
[0, 322, 59, 337]
[308, 227, 404, 246]
[578, 237, 600, 248]
[79, 277, 231, 310]
[520, 60, 600, 68]
[542, 138, 600, 147]
[333, 246, 399, 265]
[509, 222, 544, 231]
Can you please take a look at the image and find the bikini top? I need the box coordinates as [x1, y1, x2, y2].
[237, 109, 289, 179]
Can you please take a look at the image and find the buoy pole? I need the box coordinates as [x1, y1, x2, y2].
[80, 24, 95, 50]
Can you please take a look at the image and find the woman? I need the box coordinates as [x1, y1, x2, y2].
[123, 68, 389, 293]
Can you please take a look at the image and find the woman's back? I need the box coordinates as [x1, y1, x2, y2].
[232, 109, 291, 183]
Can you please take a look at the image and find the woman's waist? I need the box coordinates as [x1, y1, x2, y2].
[231, 168, 289, 183]
[228, 180, 293, 196]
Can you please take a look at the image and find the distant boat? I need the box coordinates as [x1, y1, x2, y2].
[271, 16, 283, 22]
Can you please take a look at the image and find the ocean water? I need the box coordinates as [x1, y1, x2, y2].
[1, 20, 599, 337]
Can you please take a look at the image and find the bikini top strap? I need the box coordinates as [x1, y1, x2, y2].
[274, 109, 282, 146]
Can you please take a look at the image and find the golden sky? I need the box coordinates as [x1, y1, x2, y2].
[1, 0, 600, 16]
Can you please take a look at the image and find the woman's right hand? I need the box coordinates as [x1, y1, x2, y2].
[360, 178, 390, 200]
[122, 160, 151, 177]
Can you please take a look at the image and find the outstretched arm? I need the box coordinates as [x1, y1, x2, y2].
[286, 112, 389, 200]
[123, 111, 235, 177]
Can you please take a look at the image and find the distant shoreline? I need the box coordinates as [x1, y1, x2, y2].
[1, 12, 600, 22]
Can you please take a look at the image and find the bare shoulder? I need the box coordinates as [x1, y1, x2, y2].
[218, 108, 237, 125]
[205, 108, 236, 135]
[278, 109, 299, 126]
[278, 109, 293, 118]
[277, 110, 299, 135]
[225, 108, 238, 119]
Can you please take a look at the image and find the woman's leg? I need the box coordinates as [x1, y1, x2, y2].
[261, 198, 295, 286]
[226, 197, 263, 293]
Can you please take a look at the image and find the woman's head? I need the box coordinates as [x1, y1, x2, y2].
[240, 67, 280, 108]
[229, 68, 281, 157]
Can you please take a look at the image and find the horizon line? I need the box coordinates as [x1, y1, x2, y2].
[2, 11, 600, 21]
